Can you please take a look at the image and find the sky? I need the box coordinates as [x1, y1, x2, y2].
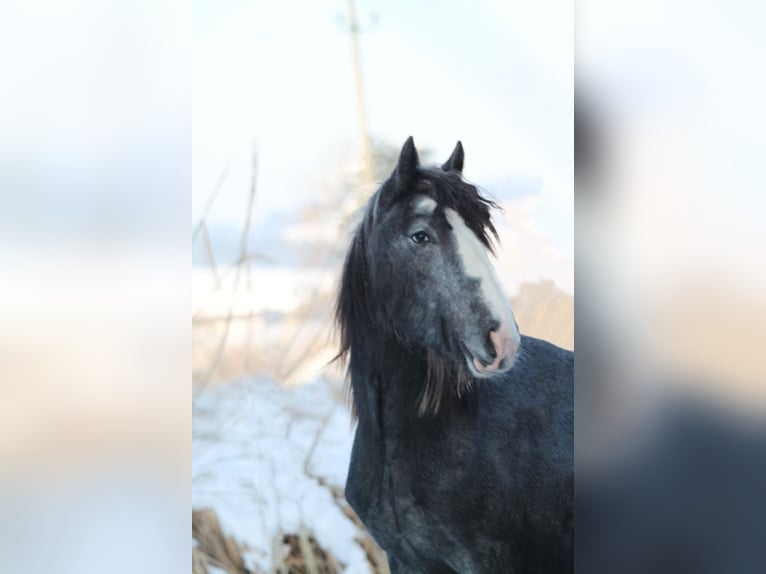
[192, 0, 574, 259]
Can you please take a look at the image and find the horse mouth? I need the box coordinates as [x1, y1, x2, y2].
[460, 340, 516, 378]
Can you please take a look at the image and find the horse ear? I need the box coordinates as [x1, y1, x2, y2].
[378, 137, 419, 210]
[395, 136, 420, 188]
[442, 141, 464, 173]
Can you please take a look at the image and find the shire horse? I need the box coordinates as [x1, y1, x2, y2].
[336, 137, 573, 573]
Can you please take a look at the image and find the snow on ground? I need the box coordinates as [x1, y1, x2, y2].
[192, 377, 370, 573]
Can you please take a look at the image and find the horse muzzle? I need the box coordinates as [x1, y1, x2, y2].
[466, 324, 520, 377]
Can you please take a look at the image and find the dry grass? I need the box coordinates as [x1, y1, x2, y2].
[278, 530, 342, 574]
[193, 508, 253, 574]
[192, 506, 389, 574]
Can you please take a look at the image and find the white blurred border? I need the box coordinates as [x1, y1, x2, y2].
[0, 2, 189, 572]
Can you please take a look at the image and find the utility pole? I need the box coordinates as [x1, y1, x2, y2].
[346, 0, 375, 190]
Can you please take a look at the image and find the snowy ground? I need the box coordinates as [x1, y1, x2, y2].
[192, 377, 372, 573]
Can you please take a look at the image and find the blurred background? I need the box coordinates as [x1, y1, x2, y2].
[191, 0, 572, 572]
[1, 0, 188, 572]
[577, 1, 766, 572]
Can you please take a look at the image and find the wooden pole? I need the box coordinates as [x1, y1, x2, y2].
[347, 0, 374, 190]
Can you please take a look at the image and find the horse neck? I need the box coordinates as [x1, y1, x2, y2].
[348, 321, 428, 433]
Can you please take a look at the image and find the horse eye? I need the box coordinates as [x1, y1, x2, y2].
[410, 231, 430, 244]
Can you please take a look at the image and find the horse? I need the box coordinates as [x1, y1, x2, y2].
[335, 137, 573, 573]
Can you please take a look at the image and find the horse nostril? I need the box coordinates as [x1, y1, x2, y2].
[484, 320, 500, 359]
[485, 332, 498, 360]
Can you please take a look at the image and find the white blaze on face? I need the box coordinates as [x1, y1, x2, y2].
[444, 208, 521, 357]
[413, 195, 437, 215]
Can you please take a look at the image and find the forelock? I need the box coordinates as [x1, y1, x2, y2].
[419, 169, 500, 253]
